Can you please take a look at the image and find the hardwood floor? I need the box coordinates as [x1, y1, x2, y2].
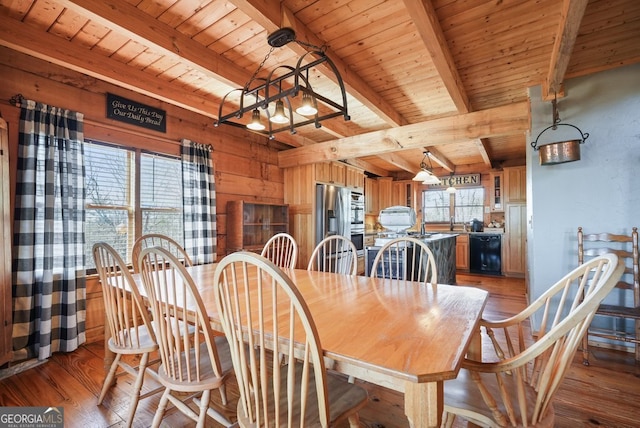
[1, 273, 639, 427]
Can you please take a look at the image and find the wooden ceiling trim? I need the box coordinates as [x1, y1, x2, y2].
[277, 102, 530, 168]
[174, 1, 237, 38]
[301, 1, 406, 44]
[544, 0, 589, 99]
[60, 0, 252, 88]
[24, 0, 64, 27]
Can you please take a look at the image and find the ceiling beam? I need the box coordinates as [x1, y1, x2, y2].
[424, 147, 455, 172]
[0, 16, 222, 118]
[343, 159, 391, 178]
[230, 0, 409, 128]
[378, 152, 418, 173]
[278, 102, 530, 168]
[544, 0, 589, 99]
[403, 0, 493, 168]
[475, 139, 493, 167]
[59, 0, 343, 144]
[402, 0, 471, 113]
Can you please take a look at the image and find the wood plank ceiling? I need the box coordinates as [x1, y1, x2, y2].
[1, 0, 639, 177]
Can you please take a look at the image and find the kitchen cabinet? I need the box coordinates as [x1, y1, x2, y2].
[503, 203, 526, 276]
[490, 171, 504, 212]
[365, 178, 379, 215]
[227, 200, 290, 254]
[378, 177, 393, 211]
[392, 181, 413, 207]
[0, 118, 11, 366]
[456, 234, 469, 271]
[315, 161, 346, 186]
[504, 166, 526, 203]
[346, 166, 365, 191]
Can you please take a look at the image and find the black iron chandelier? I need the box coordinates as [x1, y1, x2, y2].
[214, 28, 349, 139]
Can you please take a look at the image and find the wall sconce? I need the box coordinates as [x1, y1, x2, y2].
[412, 151, 441, 184]
[214, 28, 349, 139]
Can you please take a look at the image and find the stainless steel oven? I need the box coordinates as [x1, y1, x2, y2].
[350, 230, 364, 256]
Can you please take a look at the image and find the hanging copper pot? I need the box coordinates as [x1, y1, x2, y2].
[531, 97, 589, 166]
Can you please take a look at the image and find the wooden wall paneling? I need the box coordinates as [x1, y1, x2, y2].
[1, 49, 285, 344]
[284, 164, 315, 269]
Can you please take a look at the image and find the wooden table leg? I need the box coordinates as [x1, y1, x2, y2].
[404, 380, 443, 428]
[467, 324, 482, 361]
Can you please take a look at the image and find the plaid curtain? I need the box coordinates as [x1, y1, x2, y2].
[181, 139, 217, 264]
[12, 100, 86, 361]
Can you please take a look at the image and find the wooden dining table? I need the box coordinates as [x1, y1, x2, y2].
[125, 262, 488, 428]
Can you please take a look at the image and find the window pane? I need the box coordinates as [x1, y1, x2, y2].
[454, 188, 485, 223]
[140, 153, 184, 246]
[84, 143, 133, 268]
[423, 190, 450, 223]
[422, 187, 485, 224]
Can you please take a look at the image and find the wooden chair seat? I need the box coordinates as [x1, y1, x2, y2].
[107, 325, 157, 355]
[156, 336, 233, 393]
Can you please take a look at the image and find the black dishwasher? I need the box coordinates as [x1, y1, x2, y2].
[469, 234, 502, 275]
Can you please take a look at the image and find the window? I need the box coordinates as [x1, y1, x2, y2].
[422, 187, 484, 224]
[84, 141, 183, 269]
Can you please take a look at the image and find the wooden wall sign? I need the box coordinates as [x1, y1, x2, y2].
[106, 93, 166, 133]
[432, 173, 481, 189]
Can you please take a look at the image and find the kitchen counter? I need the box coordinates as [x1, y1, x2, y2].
[366, 233, 457, 284]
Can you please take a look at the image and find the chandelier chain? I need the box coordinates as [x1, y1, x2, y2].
[246, 45, 276, 89]
[295, 39, 327, 53]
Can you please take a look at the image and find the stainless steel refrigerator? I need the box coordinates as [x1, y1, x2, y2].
[315, 184, 351, 246]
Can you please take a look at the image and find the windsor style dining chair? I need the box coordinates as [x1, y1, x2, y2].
[442, 253, 624, 427]
[213, 251, 369, 427]
[138, 246, 233, 428]
[93, 242, 162, 428]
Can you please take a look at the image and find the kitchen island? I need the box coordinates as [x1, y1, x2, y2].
[365, 233, 458, 284]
